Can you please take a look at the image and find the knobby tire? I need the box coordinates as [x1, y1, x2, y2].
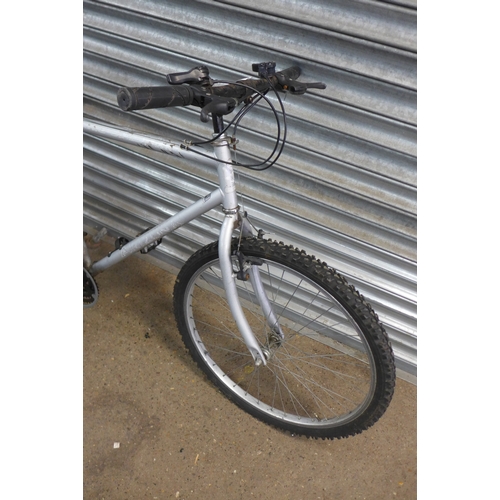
[173, 238, 395, 439]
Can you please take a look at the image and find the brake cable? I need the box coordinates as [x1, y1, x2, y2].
[187, 79, 288, 171]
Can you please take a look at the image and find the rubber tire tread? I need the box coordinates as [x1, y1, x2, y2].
[173, 237, 396, 440]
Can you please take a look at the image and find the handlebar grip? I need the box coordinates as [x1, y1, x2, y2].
[117, 85, 194, 111]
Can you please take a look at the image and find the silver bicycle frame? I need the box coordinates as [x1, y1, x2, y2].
[83, 119, 269, 365]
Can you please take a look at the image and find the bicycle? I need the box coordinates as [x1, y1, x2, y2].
[83, 62, 396, 440]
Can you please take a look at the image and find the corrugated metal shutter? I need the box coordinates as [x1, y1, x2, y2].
[83, 0, 417, 380]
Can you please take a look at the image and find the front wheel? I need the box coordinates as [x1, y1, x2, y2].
[173, 238, 395, 439]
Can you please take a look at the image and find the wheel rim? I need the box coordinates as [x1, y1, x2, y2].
[184, 256, 377, 429]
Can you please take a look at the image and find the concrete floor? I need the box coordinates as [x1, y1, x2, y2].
[83, 243, 417, 499]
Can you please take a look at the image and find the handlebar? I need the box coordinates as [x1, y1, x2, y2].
[116, 63, 326, 122]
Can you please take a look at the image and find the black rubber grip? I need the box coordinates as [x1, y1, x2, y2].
[117, 85, 194, 111]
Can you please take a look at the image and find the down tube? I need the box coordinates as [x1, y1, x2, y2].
[91, 188, 224, 274]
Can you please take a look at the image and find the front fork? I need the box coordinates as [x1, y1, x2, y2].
[240, 218, 285, 341]
[219, 210, 286, 367]
[219, 211, 267, 366]
[214, 133, 284, 367]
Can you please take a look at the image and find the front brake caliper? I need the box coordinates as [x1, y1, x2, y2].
[233, 251, 263, 281]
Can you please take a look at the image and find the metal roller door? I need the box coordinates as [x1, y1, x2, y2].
[83, 0, 417, 380]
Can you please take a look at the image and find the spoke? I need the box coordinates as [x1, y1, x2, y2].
[227, 357, 258, 381]
[276, 278, 304, 324]
[276, 343, 370, 399]
[272, 354, 341, 416]
[239, 358, 260, 394]
[197, 271, 230, 310]
[273, 346, 368, 407]
[193, 317, 241, 341]
[295, 305, 342, 334]
[199, 340, 249, 359]
[284, 361, 352, 406]
[279, 341, 367, 373]
[287, 288, 322, 333]
[187, 252, 378, 428]
[268, 362, 313, 418]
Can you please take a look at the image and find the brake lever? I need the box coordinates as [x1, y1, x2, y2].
[199, 97, 239, 122]
[275, 72, 326, 94]
[286, 81, 326, 94]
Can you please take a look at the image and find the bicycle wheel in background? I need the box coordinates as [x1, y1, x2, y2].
[173, 237, 396, 439]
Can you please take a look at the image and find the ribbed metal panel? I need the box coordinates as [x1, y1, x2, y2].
[83, 0, 417, 379]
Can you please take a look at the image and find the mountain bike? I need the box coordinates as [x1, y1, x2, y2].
[83, 62, 396, 440]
